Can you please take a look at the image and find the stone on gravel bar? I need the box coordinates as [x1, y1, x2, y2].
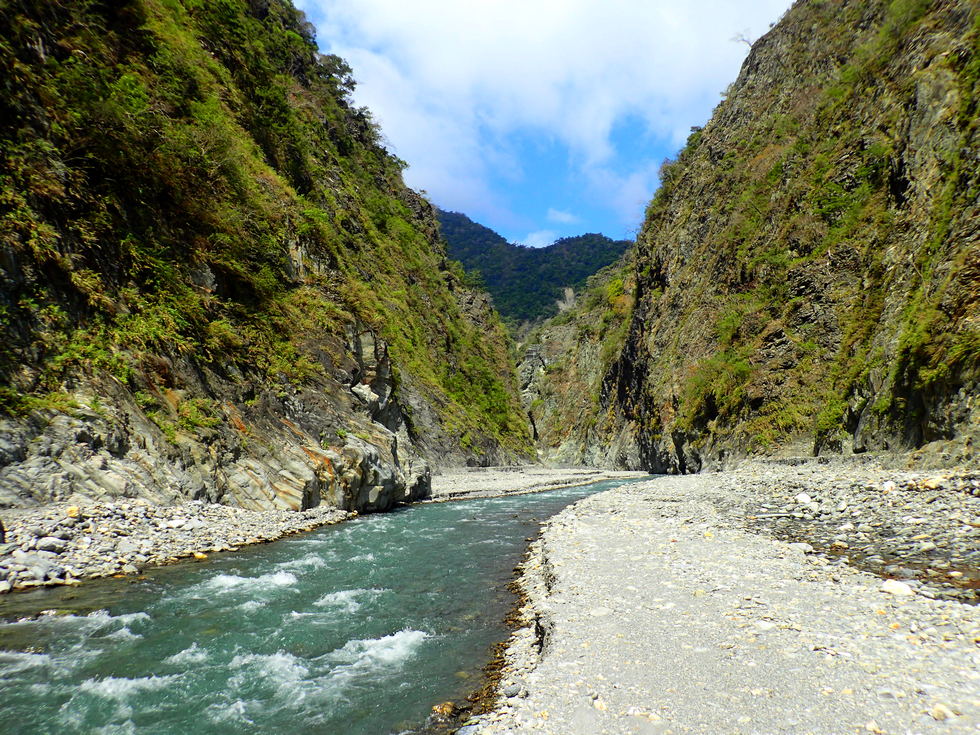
[788, 542, 814, 554]
[35, 537, 67, 553]
[881, 579, 915, 596]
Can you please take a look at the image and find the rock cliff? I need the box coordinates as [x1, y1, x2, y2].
[0, 0, 532, 511]
[602, 0, 979, 471]
[517, 260, 642, 467]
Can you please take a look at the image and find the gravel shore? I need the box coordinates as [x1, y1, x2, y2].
[0, 500, 352, 595]
[465, 459, 979, 735]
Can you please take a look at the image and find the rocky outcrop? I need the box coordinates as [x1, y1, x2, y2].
[598, 0, 979, 471]
[0, 322, 431, 512]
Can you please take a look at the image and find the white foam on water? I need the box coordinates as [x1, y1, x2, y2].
[164, 642, 209, 665]
[230, 651, 309, 685]
[328, 629, 429, 669]
[13, 609, 151, 634]
[205, 698, 256, 726]
[0, 650, 52, 675]
[78, 674, 177, 700]
[58, 674, 176, 729]
[348, 552, 375, 562]
[276, 553, 331, 572]
[194, 570, 298, 595]
[312, 629, 431, 704]
[107, 611, 152, 627]
[228, 651, 313, 708]
[312, 588, 383, 614]
[105, 627, 142, 642]
[237, 600, 264, 612]
[92, 721, 138, 735]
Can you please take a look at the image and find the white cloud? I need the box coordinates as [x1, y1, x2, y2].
[298, 0, 793, 229]
[547, 208, 580, 225]
[522, 230, 558, 248]
[585, 158, 665, 232]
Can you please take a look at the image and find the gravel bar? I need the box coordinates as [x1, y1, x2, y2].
[465, 460, 979, 735]
[0, 500, 352, 596]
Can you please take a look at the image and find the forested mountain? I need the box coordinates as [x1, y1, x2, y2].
[436, 209, 630, 323]
[0, 0, 531, 511]
[528, 0, 979, 471]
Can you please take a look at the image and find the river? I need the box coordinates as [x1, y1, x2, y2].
[0, 478, 637, 734]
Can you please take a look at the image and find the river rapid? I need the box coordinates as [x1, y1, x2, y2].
[0, 478, 637, 734]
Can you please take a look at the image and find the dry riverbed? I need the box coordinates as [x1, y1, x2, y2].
[461, 459, 979, 735]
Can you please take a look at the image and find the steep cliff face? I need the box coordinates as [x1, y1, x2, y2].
[0, 0, 531, 510]
[517, 260, 642, 467]
[604, 0, 979, 471]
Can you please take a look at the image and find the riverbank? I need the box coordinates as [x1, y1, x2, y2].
[430, 467, 648, 502]
[0, 466, 643, 596]
[469, 459, 980, 734]
[0, 500, 352, 594]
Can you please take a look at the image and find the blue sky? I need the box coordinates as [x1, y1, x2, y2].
[295, 0, 794, 246]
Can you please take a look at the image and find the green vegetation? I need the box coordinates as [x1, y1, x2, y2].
[436, 209, 631, 324]
[619, 0, 979, 457]
[0, 0, 530, 453]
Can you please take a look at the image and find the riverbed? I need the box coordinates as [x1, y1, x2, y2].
[0, 478, 639, 735]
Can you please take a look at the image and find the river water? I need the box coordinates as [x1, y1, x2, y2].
[0, 479, 636, 734]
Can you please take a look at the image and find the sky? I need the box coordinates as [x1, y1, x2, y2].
[294, 0, 794, 246]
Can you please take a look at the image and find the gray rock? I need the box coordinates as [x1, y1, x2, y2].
[503, 683, 522, 697]
[116, 538, 140, 555]
[881, 579, 915, 596]
[36, 536, 67, 553]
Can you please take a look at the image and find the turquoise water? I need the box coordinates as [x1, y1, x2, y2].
[0, 479, 634, 734]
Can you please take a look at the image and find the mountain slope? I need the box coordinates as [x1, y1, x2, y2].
[436, 209, 631, 323]
[0, 0, 531, 510]
[598, 0, 980, 471]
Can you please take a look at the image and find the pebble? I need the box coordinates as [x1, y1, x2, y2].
[930, 704, 957, 721]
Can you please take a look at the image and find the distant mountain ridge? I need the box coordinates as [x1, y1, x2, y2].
[436, 209, 630, 323]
